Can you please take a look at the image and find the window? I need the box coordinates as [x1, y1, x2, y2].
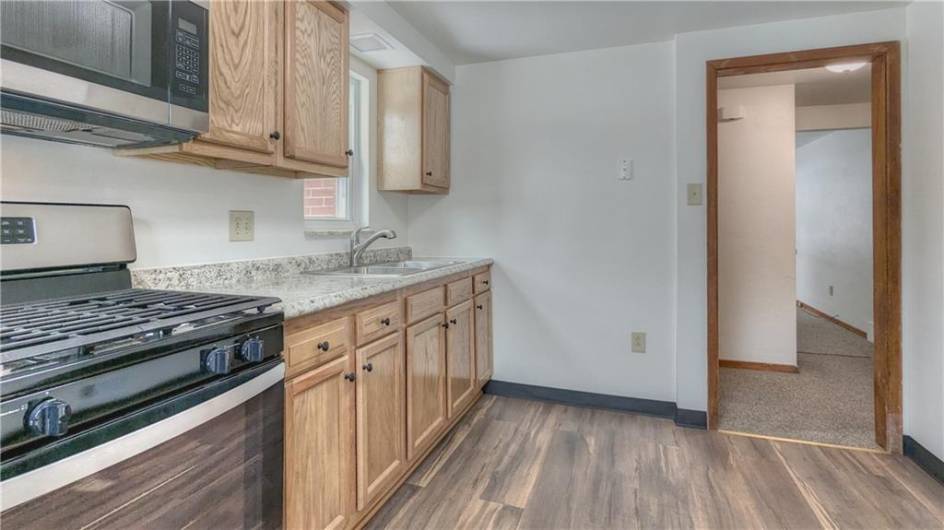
[304, 74, 365, 229]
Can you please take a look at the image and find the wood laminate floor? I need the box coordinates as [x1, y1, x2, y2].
[367, 395, 944, 530]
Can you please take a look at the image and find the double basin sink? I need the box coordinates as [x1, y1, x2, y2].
[304, 260, 463, 278]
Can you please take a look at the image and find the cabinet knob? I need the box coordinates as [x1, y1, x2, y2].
[344, 372, 356, 382]
[380, 317, 391, 326]
[425, 171, 432, 176]
[442, 323, 450, 329]
[269, 131, 281, 140]
[317, 341, 330, 351]
[483, 280, 490, 285]
[449, 318, 458, 325]
[476, 304, 484, 310]
[346, 149, 354, 156]
[363, 363, 373, 372]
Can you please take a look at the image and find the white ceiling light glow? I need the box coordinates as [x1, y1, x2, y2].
[825, 61, 868, 73]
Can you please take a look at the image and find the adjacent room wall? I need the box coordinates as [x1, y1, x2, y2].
[796, 103, 871, 131]
[407, 40, 678, 402]
[717, 85, 797, 366]
[795, 129, 873, 335]
[673, 7, 906, 413]
[0, 57, 409, 269]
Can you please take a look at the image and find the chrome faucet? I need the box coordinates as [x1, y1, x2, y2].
[350, 226, 397, 267]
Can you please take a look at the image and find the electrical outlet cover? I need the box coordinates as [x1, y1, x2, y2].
[631, 332, 647, 353]
[229, 210, 254, 242]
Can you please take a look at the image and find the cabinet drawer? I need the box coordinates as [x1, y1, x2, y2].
[446, 277, 473, 307]
[285, 316, 351, 377]
[406, 286, 444, 324]
[474, 271, 491, 293]
[356, 300, 401, 346]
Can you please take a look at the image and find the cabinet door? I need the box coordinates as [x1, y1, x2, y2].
[405, 313, 447, 461]
[355, 333, 406, 510]
[284, 355, 355, 530]
[421, 71, 450, 189]
[284, 0, 349, 168]
[200, 0, 280, 153]
[474, 291, 493, 385]
[446, 300, 475, 417]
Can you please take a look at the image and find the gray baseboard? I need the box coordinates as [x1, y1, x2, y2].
[904, 435, 944, 485]
[483, 380, 707, 429]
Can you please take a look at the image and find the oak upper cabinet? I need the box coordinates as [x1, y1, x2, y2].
[355, 333, 406, 510]
[199, 0, 280, 155]
[474, 291, 493, 386]
[378, 66, 451, 193]
[405, 313, 448, 460]
[284, 355, 356, 530]
[445, 300, 475, 417]
[122, 0, 348, 179]
[284, 0, 349, 168]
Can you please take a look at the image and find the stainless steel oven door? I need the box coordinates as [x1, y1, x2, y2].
[0, 361, 283, 529]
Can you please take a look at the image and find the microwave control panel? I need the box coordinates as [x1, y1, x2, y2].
[173, 18, 202, 96]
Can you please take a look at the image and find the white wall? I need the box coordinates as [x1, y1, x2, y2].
[674, 7, 907, 412]
[718, 85, 797, 365]
[902, 0, 944, 461]
[0, 57, 409, 269]
[407, 41, 678, 402]
[795, 129, 873, 333]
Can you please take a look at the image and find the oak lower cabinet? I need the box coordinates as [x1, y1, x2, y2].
[445, 300, 476, 417]
[474, 291, 493, 386]
[405, 313, 448, 460]
[284, 354, 356, 530]
[283, 266, 492, 528]
[355, 333, 406, 510]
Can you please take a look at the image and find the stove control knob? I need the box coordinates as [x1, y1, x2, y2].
[26, 398, 72, 437]
[239, 337, 265, 363]
[202, 346, 232, 375]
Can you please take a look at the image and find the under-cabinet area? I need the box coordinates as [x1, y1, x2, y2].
[283, 266, 492, 529]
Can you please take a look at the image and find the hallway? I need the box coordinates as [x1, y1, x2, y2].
[718, 307, 876, 449]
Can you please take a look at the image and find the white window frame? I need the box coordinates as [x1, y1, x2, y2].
[304, 72, 368, 231]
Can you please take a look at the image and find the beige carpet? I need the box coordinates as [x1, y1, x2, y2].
[719, 309, 877, 449]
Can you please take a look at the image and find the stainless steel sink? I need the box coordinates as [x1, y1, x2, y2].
[304, 260, 462, 278]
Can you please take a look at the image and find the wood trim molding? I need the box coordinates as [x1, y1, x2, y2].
[719, 359, 799, 373]
[706, 41, 901, 453]
[797, 301, 868, 338]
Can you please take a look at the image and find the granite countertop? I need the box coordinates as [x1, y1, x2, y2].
[181, 257, 492, 320]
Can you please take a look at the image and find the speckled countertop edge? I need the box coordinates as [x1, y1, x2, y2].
[198, 257, 494, 320]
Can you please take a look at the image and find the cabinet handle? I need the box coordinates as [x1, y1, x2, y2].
[269, 131, 280, 140]
[483, 280, 490, 285]
[346, 149, 354, 156]
[344, 372, 356, 382]
[317, 341, 330, 351]
[449, 318, 458, 325]
[363, 363, 373, 372]
[425, 171, 432, 176]
[442, 323, 450, 329]
[476, 304, 484, 310]
[380, 317, 391, 326]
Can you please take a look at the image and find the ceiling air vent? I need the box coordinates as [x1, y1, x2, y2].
[350, 33, 393, 53]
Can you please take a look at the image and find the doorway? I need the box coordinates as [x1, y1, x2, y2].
[705, 42, 901, 451]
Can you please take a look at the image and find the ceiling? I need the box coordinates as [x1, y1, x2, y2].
[387, 1, 904, 65]
[718, 65, 872, 106]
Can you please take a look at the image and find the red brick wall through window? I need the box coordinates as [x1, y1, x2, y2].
[304, 178, 338, 218]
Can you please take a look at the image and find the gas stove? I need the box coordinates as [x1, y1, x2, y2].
[0, 202, 284, 480]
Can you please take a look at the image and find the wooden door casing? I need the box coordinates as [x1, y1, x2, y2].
[284, 355, 355, 530]
[405, 313, 447, 461]
[201, 0, 280, 154]
[355, 332, 406, 510]
[284, 0, 349, 168]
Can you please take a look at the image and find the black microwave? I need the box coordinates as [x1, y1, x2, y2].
[0, 1, 209, 148]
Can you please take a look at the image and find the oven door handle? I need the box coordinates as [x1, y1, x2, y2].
[0, 360, 284, 511]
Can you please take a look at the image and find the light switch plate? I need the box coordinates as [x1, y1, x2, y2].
[631, 332, 647, 353]
[687, 183, 703, 206]
[229, 210, 254, 242]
